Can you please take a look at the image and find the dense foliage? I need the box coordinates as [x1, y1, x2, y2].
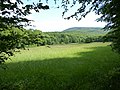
[0, 0, 49, 64]
[99, 0, 120, 53]
[22, 27, 107, 46]
[19, 28, 107, 46]
[0, 27, 106, 52]
[45, 32, 104, 45]
[0, 28, 25, 64]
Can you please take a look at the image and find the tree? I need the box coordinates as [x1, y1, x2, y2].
[0, 0, 49, 29]
[0, 0, 49, 64]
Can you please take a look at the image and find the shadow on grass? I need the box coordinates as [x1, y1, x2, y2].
[0, 46, 120, 90]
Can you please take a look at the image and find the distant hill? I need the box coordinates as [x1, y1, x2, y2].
[62, 27, 107, 35]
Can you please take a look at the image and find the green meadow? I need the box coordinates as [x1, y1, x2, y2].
[0, 42, 120, 90]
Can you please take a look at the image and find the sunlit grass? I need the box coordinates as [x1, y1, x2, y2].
[0, 42, 120, 90]
[9, 42, 109, 62]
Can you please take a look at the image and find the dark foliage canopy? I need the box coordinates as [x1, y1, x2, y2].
[0, 0, 49, 29]
[0, 0, 49, 64]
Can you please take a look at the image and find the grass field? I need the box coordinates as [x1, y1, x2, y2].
[0, 42, 120, 90]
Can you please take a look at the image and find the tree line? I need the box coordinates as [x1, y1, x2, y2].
[2, 28, 107, 46]
[44, 32, 105, 45]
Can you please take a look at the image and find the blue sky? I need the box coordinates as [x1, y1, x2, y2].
[25, 0, 107, 32]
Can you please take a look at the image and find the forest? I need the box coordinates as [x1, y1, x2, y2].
[0, 27, 108, 48]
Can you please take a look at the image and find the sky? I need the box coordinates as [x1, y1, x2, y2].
[25, 0, 107, 32]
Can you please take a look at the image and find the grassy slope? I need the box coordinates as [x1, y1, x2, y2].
[0, 42, 120, 90]
[62, 27, 107, 36]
